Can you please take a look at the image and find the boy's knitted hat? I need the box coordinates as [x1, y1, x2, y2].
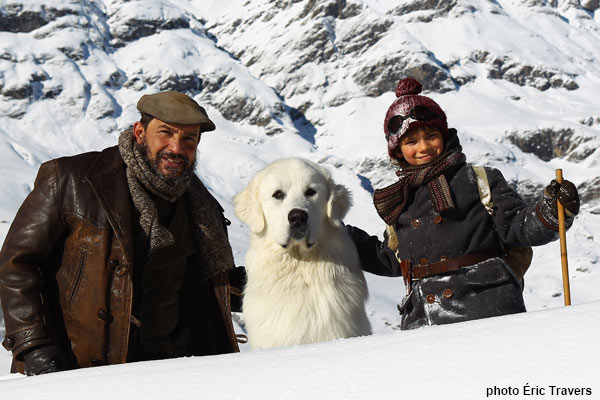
[384, 78, 448, 159]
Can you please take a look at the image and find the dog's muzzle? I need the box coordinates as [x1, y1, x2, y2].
[288, 208, 308, 228]
[288, 208, 309, 240]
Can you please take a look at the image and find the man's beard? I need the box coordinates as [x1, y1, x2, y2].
[135, 141, 197, 186]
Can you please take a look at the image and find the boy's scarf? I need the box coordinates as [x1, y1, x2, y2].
[118, 129, 234, 280]
[373, 148, 466, 225]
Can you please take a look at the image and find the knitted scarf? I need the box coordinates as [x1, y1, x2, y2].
[118, 129, 235, 280]
[373, 147, 466, 225]
[118, 129, 191, 252]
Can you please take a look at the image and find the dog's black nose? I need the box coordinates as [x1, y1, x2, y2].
[288, 209, 308, 228]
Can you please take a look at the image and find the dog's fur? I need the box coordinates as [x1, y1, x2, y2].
[234, 158, 371, 349]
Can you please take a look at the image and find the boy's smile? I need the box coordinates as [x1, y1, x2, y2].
[397, 126, 444, 166]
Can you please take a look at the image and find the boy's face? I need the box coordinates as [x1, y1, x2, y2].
[396, 126, 444, 166]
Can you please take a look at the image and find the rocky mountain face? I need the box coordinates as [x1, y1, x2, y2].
[0, 0, 295, 139]
[0, 0, 599, 202]
[209, 0, 595, 105]
[209, 0, 599, 205]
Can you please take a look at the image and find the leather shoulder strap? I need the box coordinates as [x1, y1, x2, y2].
[385, 224, 399, 251]
[472, 166, 494, 216]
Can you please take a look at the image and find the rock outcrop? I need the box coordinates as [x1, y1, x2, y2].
[506, 128, 597, 162]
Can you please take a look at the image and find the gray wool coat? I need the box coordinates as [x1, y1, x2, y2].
[347, 134, 571, 329]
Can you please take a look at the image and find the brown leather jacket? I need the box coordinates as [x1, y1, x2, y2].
[0, 146, 239, 372]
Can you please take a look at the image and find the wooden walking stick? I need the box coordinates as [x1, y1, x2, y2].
[555, 169, 571, 306]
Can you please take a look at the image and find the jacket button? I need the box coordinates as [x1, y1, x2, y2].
[109, 260, 119, 270]
[426, 294, 435, 304]
[411, 218, 421, 228]
[115, 265, 129, 277]
[433, 215, 443, 224]
[3, 338, 14, 349]
[98, 309, 108, 320]
[443, 289, 453, 299]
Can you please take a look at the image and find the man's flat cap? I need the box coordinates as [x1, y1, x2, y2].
[137, 91, 216, 131]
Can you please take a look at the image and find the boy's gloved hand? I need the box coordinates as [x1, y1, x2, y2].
[544, 179, 580, 217]
[23, 345, 63, 376]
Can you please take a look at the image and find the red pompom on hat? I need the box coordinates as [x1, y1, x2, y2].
[395, 77, 423, 97]
[384, 78, 448, 160]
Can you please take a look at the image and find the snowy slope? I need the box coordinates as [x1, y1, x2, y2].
[1, 0, 599, 382]
[1, 301, 598, 399]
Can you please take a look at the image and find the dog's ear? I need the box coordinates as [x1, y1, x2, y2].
[327, 182, 352, 228]
[233, 178, 265, 234]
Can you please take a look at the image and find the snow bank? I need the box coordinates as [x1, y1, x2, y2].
[1, 302, 597, 399]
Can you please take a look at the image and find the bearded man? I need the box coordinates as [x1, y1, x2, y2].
[0, 91, 243, 375]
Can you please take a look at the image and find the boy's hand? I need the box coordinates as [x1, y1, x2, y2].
[544, 179, 580, 217]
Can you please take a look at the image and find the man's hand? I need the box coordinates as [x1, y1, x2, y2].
[229, 266, 247, 313]
[545, 179, 580, 217]
[23, 345, 63, 376]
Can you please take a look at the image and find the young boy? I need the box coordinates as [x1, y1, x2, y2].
[347, 78, 580, 330]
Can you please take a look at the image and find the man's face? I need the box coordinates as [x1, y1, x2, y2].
[133, 118, 201, 178]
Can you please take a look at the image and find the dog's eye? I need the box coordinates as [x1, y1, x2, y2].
[272, 190, 285, 200]
[305, 188, 317, 197]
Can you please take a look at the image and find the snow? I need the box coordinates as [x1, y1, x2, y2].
[1, 0, 599, 396]
[0, 302, 598, 399]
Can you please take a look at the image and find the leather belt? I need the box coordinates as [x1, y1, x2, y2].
[400, 250, 498, 290]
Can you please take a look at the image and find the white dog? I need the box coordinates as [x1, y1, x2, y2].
[233, 158, 371, 349]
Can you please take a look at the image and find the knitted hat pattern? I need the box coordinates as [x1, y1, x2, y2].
[384, 78, 448, 160]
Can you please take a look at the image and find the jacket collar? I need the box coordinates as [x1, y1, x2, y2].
[84, 145, 134, 264]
